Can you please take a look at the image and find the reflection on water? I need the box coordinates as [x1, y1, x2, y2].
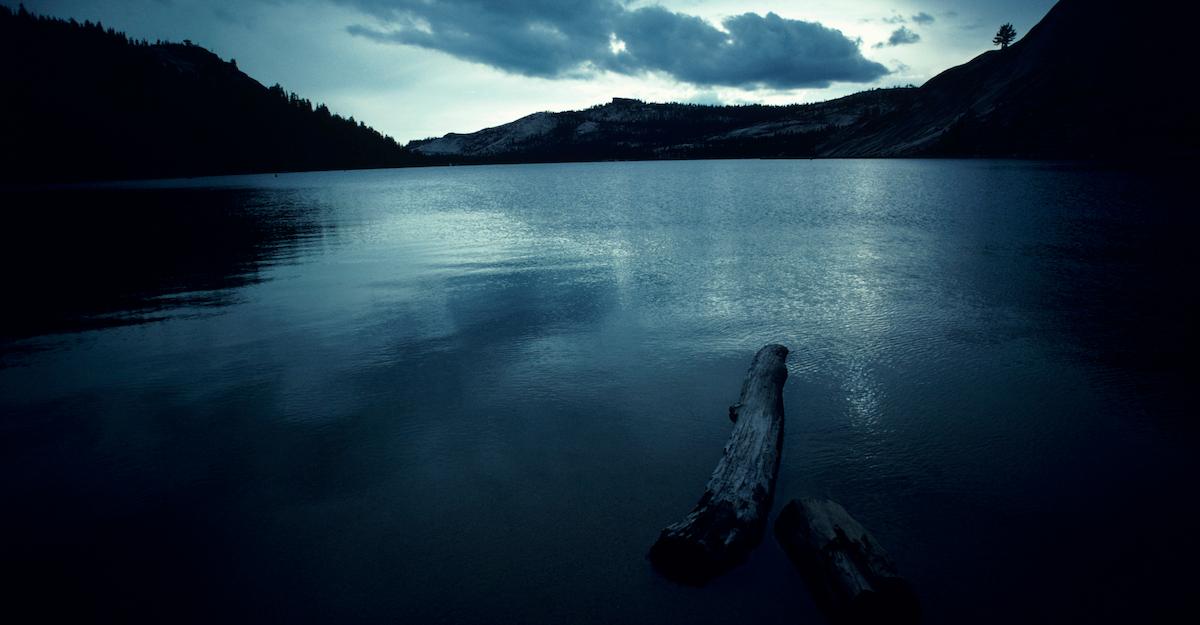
[0, 187, 331, 343]
[0, 161, 1195, 624]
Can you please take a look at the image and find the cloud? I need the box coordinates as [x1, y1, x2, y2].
[612, 9, 890, 88]
[879, 11, 935, 27]
[911, 12, 935, 25]
[682, 90, 726, 106]
[873, 26, 920, 48]
[340, 0, 888, 89]
[345, 0, 616, 79]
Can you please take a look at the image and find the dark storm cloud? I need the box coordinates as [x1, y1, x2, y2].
[911, 12, 935, 25]
[874, 26, 920, 48]
[340, 0, 888, 88]
[611, 8, 890, 88]
[345, 0, 617, 78]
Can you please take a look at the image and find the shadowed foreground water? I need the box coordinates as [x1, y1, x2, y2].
[1, 160, 1195, 624]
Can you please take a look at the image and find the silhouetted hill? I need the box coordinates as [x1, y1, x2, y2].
[412, 0, 1197, 162]
[0, 5, 423, 182]
[825, 0, 1198, 157]
[409, 89, 918, 163]
[6, 0, 1194, 177]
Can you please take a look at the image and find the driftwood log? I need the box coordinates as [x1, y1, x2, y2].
[775, 498, 920, 624]
[648, 344, 789, 584]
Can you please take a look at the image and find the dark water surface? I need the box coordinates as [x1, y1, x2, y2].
[2, 160, 1195, 624]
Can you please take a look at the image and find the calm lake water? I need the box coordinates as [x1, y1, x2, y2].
[1, 160, 1195, 624]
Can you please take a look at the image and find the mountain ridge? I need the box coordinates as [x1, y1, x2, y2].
[411, 87, 920, 162]
[5, 0, 1196, 183]
[0, 5, 424, 182]
[411, 0, 1197, 162]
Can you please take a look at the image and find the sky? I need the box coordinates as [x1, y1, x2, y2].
[10, 0, 1058, 143]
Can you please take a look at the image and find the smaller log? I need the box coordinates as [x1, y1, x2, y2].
[775, 498, 920, 625]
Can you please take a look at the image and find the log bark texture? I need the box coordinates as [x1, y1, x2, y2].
[648, 343, 788, 584]
[774, 498, 920, 624]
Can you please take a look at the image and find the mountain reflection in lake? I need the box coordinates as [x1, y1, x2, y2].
[1, 161, 1195, 624]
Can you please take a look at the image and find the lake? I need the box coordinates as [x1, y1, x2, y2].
[1, 159, 1195, 624]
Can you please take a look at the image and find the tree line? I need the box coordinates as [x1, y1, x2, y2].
[1, 4, 426, 182]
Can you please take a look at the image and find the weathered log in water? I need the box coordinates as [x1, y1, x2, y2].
[648, 343, 789, 584]
[775, 498, 920, 625]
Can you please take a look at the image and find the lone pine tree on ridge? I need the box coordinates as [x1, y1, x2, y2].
[993, 23, 1017, 49]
